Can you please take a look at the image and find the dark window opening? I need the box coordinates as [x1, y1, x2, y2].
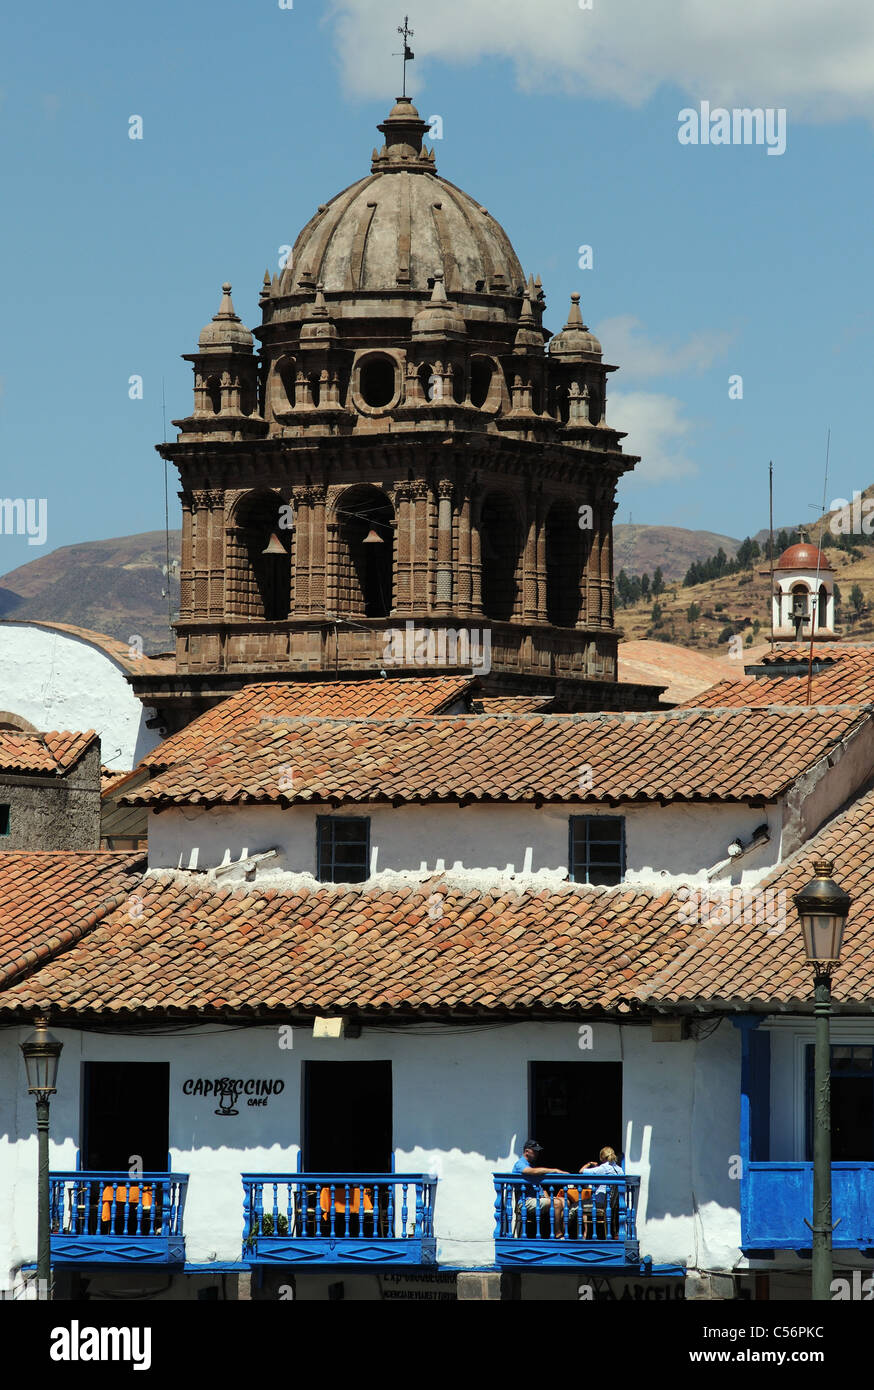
[546, 502, 584, 627]
[82, 1062, 169, 1172]
[480, 493, 520, 622]
[529, 1062, 622, 1173]
[0, 805, 9, 836]
[240, 378, 257, 416]
[359, 357, 396, 408]
[569, 815, 625, 886]
[205, 376, 221, 414]
[317, 816, 370, 883]
[806, 1045, 874, 1161]
[818, 584, 828, 627]
[304, 1061, 392, 1171]
[470, 358, 493, 409]
[588, 388, 601, 424]
[309, 373, 321, 408]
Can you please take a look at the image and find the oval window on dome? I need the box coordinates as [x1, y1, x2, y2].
[358, 355, 397, 409]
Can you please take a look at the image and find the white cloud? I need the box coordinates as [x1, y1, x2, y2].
[608, 390, 696, 482]
[328, 0, 874, 122]
[594, 316, 732, 382]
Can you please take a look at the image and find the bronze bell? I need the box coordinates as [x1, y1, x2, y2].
[261, 533, 286, 556]
[362, 528, 384, 544]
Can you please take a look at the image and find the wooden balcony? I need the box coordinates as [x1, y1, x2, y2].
[49, 1172, 188, 1265]
[242, 1173, 438, 1267]
[742, 1162, 874, 1251]
[493, 1174, 641, 1268]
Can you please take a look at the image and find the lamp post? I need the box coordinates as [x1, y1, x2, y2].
[20, 1016, 63, 1300]
[793, 859, 850, 1302]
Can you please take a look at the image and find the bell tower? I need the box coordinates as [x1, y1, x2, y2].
[149, 97, 662, 722]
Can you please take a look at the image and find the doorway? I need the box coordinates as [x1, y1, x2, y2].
[81, 1062, 170, 1172]
[529, 1062, 622, 1171]
[304, 1062, 392, 1171]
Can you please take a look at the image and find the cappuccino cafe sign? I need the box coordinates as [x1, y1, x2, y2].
[182, 1077, 286, 1116]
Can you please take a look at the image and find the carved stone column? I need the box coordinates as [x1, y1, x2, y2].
[178, 490, 194, 618]
[393, 483, 413, 613]
[191, 489, 211, 619]
[309, 485, 327, 614]
[585, 516, 602, 627]
[207, 489, 225, 619]
[522, 492, 539, 623]
[601, 493, 617, 626]
[470, 490, 484, 617]
[435, 479, 454, 612]
[411, 480, 430, 610]
[457, 485, 473, 616]
[291, 486, 311, 614]
[535, 495, 548, 623]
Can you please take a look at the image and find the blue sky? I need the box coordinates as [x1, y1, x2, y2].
[1, 0, 873, 572]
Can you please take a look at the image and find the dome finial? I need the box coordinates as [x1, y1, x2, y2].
[547, 292, 601, 360]
[198, 282, 253, 351]
[373, 95, 434, 173]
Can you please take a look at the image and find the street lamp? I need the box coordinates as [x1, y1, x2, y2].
[793, 859, 851, 1302]
[20, 1016, 63, 1301]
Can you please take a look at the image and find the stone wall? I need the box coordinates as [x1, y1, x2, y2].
[0, 741, 102, 851]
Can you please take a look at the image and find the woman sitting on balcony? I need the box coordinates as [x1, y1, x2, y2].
[579, 1147, 623, 1238]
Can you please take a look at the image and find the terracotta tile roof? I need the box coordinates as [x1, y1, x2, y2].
[476, 696, 555, 714]
[757, 644, 874, 666]
[125, 706, 871, 809]
[0, 851, 146, 988]
[0, 729, 98, 775]
[0, 873, 686, 1019]
[684, 654, 874, 709]
[149, 677, 474, 771]
[638, 783, 874, 1009]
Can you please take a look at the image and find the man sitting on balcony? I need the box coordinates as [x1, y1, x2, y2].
[513, 1140, 572, 1237]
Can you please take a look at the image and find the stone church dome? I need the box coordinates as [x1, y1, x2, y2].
[286, 98, 524, 297]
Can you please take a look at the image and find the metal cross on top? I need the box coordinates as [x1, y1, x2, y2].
[395, 16, 415, 97]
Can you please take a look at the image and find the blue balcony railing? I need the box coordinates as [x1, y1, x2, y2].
[742, 1161, 874, 1250]
[49, 1172, 188, 1265]
[493, 1174, 641, 1267]
[242, 1173, 437, 1267]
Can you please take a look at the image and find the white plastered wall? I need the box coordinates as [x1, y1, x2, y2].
[0, 1019, 743, 1282]
[0, 624, 161, 769]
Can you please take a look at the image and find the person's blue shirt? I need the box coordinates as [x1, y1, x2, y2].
[585, 1161, 622, 1199]
[512, 1156, 543, 1197]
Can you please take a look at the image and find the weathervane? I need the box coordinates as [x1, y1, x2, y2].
[395, 16, 415, 98]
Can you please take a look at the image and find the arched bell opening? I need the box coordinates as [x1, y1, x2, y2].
[818, 583, 828, 629]
[546, 500, 584, 627]
[205, 375, 222, 415]
[469, 357, 494, 409]
[418, 361, 438, 403]
[230, 490, 290, 621]
[335, 485, 395, 618]
[552, 383, 570, 425]
[267, 356, 297, 417]
[480, 492, 522, 622]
